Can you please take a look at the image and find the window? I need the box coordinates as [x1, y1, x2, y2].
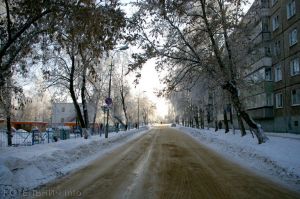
[272, 15, 279, 31]
[265, 68, 272, 81]
[290, 58, 300, 76]
[291, 89, 300, 105]
[273, 40, 281, 56]
[289, 29, 298, 46]
[275, 93, 283, 108]
[272, 0, 278, 7]
[274, 64, 282, 81]
[61, 118, 64, 123]
[266, 94, 273, 106]
[62, 107, 65, 112]
[287, 0, 296, 19]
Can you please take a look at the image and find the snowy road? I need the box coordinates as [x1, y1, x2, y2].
[34, 126, 300, 199]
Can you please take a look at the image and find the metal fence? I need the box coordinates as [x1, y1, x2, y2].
[0, 124, 136, 148]
[0, 130, 31, 147]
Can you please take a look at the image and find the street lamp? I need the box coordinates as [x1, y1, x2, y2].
[105, 44, 128, 138]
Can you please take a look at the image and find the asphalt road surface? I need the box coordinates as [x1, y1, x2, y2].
[34, 126, 300, 199]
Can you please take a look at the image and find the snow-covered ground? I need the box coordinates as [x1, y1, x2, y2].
[1, 125, 299, 198]
[177, 126, 300, 193]
[0, 127, 150, 199]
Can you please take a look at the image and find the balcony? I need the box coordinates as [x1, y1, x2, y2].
[262, 81, 274, 92]
[247, 106, 274, 119]
[253, 32, 271, 45]
[245, 57, 272, 74]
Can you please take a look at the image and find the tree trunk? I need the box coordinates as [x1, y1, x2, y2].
[81, 65, 89, 139]
[120, 88, 128, 130]
[237, 113, 246, 136]
[120, 64, 129, 130]
[223, 82, 268, 144]
[143, 114, 147, 125]
[215, 120, 218, 132]
[207, 110, 211, 130]
[223, 108, 229, 133]
[194, 115, 199, 129]
[239, 109, 267, 143]
[200, 109, 204, 129]
[114, 116, 126, 127]
[69, 53, 85, 135]
[229, 104, 235, 134]
[92, 99, 99, 134]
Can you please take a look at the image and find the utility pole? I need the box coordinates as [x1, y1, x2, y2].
[105, 61, 113, 138]
[105, 45, 128, 138]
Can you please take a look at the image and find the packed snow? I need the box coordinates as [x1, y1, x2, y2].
[0, 127, 150, 198]
[1, 125, 300, 198]
[177, 126, 300, 193]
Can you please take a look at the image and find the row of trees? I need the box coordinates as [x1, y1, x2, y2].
[0, 0, 145, 145]
[127, 0, 268, 144]
[1, 0, 269, 145]
[168, 81, 241, 135]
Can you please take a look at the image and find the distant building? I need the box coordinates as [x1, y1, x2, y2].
[51, 103, 96, 127]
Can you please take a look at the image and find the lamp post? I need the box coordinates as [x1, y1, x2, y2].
[105, 45, 128, 138]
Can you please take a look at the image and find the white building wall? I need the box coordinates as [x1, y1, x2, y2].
[51, 103, 77, 124]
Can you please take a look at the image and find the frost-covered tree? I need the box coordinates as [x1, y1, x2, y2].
[0, 0, 65, 145]
[128, 0, 268, 143]
[87, 63, 109, 134]
[0, 0, 76, 87]
[42, 1, 126, 138]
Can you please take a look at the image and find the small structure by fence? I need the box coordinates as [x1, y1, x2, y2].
[11, 121, 48, 132]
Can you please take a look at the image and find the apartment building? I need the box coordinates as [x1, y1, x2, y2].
[271, 0, 300, 132]
[239, 0, 274, 131]
[241, 0, 300, 133]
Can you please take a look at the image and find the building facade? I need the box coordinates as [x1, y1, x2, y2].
[51, 103, 96, 127]
[242, 0, 300, 133]
[271, 0, 300, 132]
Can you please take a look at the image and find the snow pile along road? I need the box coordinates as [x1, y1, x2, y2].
[0, 127, 150, 198]
[178, 126, 300, 192]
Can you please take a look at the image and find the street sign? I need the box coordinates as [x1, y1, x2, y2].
[105, 97, 112, 105]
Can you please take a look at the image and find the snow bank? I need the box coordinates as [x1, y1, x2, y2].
[177, 126, 300, 192]
[0, 127, 150, 199]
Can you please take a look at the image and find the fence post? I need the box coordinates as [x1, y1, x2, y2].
[32, 130, 34, 145]
[47, 130, 50, 143]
